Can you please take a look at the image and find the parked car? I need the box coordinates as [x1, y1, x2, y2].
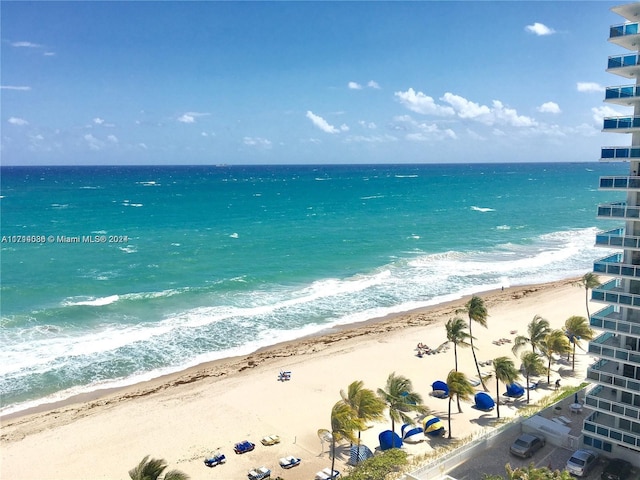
[509, 433, 545, 458]
[601, 458, 632, 480]
[566, 449, 599, 477]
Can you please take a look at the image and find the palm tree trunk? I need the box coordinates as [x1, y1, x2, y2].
[447, 396, 452, 439]
[456, 393, 462, 413]
[585, 287, 590, 319]
[330, 438, 336, 477]
[526, 372, 530, 404]
[572, 343, 576, 371]
[454, 344, 458, 371]
[495, 378, 500, 418]
[469, 320, 488, 391]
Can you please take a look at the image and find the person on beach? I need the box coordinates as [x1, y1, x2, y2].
[555, 378, 561, 390]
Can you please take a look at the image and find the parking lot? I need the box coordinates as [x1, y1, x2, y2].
[445, 426, 638, 480]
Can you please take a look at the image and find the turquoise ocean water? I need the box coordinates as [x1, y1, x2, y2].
[0, 162, 626, 415]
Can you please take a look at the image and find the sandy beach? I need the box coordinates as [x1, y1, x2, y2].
[0, 278, 597, 480]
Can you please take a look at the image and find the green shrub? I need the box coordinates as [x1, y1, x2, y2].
[342, 448, 408, 480]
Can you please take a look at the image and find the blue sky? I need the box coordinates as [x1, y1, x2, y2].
[0, 1, 630, 165]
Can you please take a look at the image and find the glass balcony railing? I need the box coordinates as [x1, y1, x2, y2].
[592, 252, 640, 278]
[597, 202, 640, 219]
[595, 228, 640, 250]
[590, 305, 640, 336]
[610, 22, 640, 38]
[603, 116, 640, 130]
[587, 360, 640, 394]
[585, 383, 640, 419]
[608, 53, 640, 69]
[591, 278, 640, 311]
[605, 85, 640, 102]
[584, 410, 640, 449]
[601, 146, 640, 160]
[599, 176, 640, 189]
[587, 331, 640, 365]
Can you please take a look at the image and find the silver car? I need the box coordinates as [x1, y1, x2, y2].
[566, 449, 598, 477]
[509, 433, 545, 458]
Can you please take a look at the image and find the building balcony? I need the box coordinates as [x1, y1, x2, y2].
[594, 252, 640, 279]
[587, 359, 640, 394]
[609, 22, 640, 50]
[605, 85, 640, 105]
[607, 54, 640, 78]
[591, 305, 640, 336]
[595, 228, 640, 250]
[603, 116, 640, 132]
[600, 146, 640, 161]
[585, 383, 640, 419]
[599, 175, 640, 190]
[597, 201, 640, 220]
[591, 278, 640, 311]
[583, 406, 640, 449]
[587, 331, 640, 366]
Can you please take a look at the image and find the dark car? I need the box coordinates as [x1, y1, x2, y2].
[509, 433, 545, 458]
[601, 458, 632, 480]
[234, 440, 255, 454]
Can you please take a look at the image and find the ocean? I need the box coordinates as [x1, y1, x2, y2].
[0, 162, 626, 415]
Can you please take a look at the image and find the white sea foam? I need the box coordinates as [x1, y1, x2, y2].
[471, 206, 495, 212]
[62, 294, 120, 307]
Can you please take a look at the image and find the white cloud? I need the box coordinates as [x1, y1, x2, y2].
[243, 137, 272, 149]
[592, 105, 626, 124]
[107, 135, 118, 143]
[492, 100, 537, 127]
[306, 111, 341, 134]
[394, 88, 455, 116]
[177, 112, 210, 123]
[367, 80, 380, 89]
[93, 118, 105, 125]
[577, 82, 605, 93]
[441, 93, 491, 121]
[348, 81, 362, 90]
[358, 120, 377, 129]
[537, 101, 561, 114]
[392, 115, 457, 141]
[345, 134, 398, 143]
[8, 117, 29, 126]
[340, 124, 349, 132]
[11, 41, 43, 48]
[84, 134, 104, 150]
[525, 22, 555, 36]
[44, 52, 56, 56]
[138, 143, 148, 150]
[1, 85, 31, 91]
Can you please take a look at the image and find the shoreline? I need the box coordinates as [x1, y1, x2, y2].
[0, 282, 522, 423]
[1, 277, 596, 480]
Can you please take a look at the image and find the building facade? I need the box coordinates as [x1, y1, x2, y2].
[586, 1, 640, 463]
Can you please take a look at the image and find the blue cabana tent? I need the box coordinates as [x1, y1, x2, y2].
[431, 380, 449, 398]
[474, 392, 495, 411]
[348, 444, 373, 465]
[401, 423, 424, 443]
[378, 430, 403, 450]
[422, 415, 446, 436]
[505, 383, 525, 398]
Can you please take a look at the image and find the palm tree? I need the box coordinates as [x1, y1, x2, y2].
[574, 272, 601, 319]
[129, 456, 189, 480]
[445, 370, 475, 439]
[464, 295, 489, 391]
[540, 329, 571, 384]
[564, 315, 595, 371]
[511, 315, 551, 355]
[329, 400, 364, 475]
[340, 380, 386, 444]
[520, 351, 545, 404]
[492, 356, 519, 418]
[376, 372, 428, 438]
[446, 316, 473, 371]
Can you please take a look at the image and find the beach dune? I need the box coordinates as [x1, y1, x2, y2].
[0, 279, 596, 480]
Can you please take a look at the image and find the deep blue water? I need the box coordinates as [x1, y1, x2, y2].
[0, 162, 626, 414]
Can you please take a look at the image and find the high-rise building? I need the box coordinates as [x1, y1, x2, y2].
[586, 1, 640, 462]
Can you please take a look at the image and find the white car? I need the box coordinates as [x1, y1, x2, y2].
[565, 449, 598, 477]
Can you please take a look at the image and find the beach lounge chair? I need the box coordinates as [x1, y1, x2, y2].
[203, 452, 226, 467]
[248, 466, 271, 480]
[277, 370, 291, 381]
[234, 440, 255, 454]
[260, 434, 280, 446]
[279, 455, 301, 469]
